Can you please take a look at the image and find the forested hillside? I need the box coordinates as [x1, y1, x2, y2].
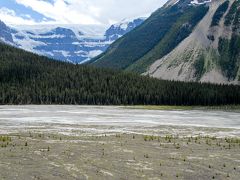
[0, 43, 240, 105]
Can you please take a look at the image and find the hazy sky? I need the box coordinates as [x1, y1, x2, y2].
[0, 0, 168, 26]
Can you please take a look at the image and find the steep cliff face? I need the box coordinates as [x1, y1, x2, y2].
[146, 0, 240, 84]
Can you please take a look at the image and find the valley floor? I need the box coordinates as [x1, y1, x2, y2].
[0, 106, 240, 179]
[0, 127, 240, 180]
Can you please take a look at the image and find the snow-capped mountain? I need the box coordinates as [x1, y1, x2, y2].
[0, 18, 145, 63]
[11, 25, 109, 63]
[105, 17, 146, 41]
[0, 20, 14, 44]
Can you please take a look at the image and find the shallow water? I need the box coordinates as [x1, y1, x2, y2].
[0, 105, 240, 137]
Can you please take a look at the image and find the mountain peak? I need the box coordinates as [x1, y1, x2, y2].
[105, 17, 146, 41]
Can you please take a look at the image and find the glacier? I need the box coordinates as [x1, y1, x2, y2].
[0, 18, 146, 64]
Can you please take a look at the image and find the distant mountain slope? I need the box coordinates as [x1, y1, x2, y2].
[0, 18, 145, 63]
[0, 20, 14, 44]
[90, 0, 240, 84]
[1, 42, 240, 105]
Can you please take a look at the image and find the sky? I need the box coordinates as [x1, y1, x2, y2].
[0, 0, 168, 26]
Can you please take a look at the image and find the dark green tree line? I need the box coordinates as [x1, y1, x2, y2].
[0, 43, 240, 105]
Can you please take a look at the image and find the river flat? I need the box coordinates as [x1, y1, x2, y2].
[0, 106, 240, 179]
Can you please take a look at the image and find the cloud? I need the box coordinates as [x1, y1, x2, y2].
[1, 0, 167, 26]
[15, 0, 100, 25]
[0, 7, 37, 25]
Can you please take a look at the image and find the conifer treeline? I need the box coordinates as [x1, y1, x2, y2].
[0, 43, 240, 105]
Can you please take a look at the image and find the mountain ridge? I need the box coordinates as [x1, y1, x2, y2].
[90, 0, 210, 70]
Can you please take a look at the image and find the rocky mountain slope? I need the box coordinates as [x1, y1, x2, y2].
[147, 0, 240, 84]
[0, 18, 145, 63]
[91, 0, 240, 84]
